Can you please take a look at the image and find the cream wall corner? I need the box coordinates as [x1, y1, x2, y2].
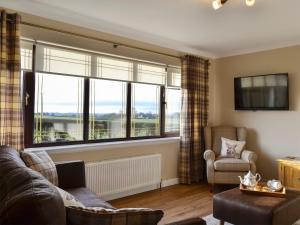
[213, 45, 300, 179]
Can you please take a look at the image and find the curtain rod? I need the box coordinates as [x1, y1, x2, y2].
[20, 21, 181, 60]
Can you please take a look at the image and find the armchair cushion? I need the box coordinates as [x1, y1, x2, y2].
[214, 157, 250, 172]
[212, 127, 236, 155]
[220, 137, 245, 158]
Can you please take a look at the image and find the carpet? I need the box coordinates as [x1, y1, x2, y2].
[203, 214, 300, 225]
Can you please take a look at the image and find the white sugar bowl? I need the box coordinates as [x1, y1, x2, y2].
[267, 179, 283, 191]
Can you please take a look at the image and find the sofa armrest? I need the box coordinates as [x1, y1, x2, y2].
[165, 218, 206, 225]
[241, 150, 257, 162]
[203, 150, 215, 162]
[55, 160, 86, 189]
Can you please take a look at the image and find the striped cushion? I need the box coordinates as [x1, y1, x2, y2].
[21, 151, 58, 186]
[55, 186, 84, 208]
[66, 206, 164, 225]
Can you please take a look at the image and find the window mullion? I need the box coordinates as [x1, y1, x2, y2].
[83, 78, 90, 142]
[126, 83, 132, 139]
[160, 86, 166, 137]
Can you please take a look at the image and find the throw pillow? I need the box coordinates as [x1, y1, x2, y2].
[220, 137, 246, 158]
[21, 151, 58, 186]
[66, 206, 164, 225]
[55, 186, 84, 208]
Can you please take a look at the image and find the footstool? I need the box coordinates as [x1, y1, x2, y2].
[213, 187, 300, 225]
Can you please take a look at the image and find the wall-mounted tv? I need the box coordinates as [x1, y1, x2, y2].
[234, 73, 289, 110]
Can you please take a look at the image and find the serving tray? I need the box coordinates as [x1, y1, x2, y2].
[239, 183, 286, 198]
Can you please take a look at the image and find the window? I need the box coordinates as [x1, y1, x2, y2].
[34, 73, 84, 144]
[137, 64, 166, 85]
[131, 83, 160, 137]
[21, 41, 33, 70]
[89, 79, 127, 140]
[97, 57, 133, 81]
[22, 41, 181, 147]
[36, 45, 91, 76]
[165, 88, 181, 134]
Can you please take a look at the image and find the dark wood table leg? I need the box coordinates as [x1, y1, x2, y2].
[219, 220, 224, 225]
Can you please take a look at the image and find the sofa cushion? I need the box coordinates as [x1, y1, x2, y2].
[66, 206, 164, 225]
[212, 127, 236, 155]
[21, 151, 58, 186]
[55, 186, 84, 207]
[66, 187, 115, 209]
[0, 146, 66, 225]
[214, 157, 250, 172]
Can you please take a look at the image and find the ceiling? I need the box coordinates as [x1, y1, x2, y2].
[1, 0, 300, 58]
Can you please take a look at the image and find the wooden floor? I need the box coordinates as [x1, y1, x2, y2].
[109, 184, 213, 224]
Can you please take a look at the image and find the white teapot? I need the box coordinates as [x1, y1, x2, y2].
[238, 171, 261, 187]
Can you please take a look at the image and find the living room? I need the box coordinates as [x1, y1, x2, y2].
[0, 0, 300, 225]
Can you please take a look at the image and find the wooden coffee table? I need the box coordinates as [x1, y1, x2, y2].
[213, 187, 300, 225]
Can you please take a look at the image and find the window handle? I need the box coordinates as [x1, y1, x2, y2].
[163, 101, 167, 109]
[25, 93, 30, 106]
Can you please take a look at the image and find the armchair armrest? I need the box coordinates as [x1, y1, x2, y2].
[165, 217, 206, 225]
[241, 150, 257, 162]
[55, 160, 86, 189]
[203, 150, 215, 184]
[203, 150, 215, 162]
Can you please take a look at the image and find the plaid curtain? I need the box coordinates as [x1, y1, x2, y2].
[0, 11, 24, 151]
[179, 55, 209, 184]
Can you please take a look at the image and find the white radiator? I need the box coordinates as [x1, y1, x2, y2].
[85, 154, 161, 201]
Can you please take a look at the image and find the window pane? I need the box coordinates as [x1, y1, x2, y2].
[167, 67, 181, 87]
[165, 89, 181, 133]
[131, 83, 160, 137]
[34, 73, 84, 143]
[21, 41, 33, 70]
[97, 57, 133, 81]
[89, 79, 127, 139]
[36, 45, 91, 76]
[137, 64, 166, 85]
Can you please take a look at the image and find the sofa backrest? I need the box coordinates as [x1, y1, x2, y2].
[0, 146, 66, 225]
[204, 126, 247, 155]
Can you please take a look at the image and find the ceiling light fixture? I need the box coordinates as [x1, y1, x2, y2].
[212, 0, 256, 10]
[212, 0, 228, 10]
[245, 0, 255, 7]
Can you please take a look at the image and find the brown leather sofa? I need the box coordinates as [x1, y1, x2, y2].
[0, 146, 206, 225]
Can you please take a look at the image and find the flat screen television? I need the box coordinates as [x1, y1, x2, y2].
[234, 73, 289, 110]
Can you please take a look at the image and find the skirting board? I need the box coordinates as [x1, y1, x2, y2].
[101, 178, 179, 201]
[161, 178, 179, 188]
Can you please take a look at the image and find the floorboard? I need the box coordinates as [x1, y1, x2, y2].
[109, 184, 213, 224]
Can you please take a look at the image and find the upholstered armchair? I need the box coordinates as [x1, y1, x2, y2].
[203, 126, 258, 190]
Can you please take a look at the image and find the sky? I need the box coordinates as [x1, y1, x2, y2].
[35, 73, 181, 114]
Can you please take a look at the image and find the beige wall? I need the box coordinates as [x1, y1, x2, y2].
[48, 140, 180, 181]
[213, 45, 300, 179]
[19, 11, 181, 67]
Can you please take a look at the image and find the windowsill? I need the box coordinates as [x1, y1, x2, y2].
[25, 137, 180, 154]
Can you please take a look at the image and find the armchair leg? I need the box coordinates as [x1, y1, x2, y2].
[209, 184, 214, 193]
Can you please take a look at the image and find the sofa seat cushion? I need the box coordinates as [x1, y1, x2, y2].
[66, 187, 115, 209]
[66, 206, 164, 225]
[214, 157, 250, 172]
